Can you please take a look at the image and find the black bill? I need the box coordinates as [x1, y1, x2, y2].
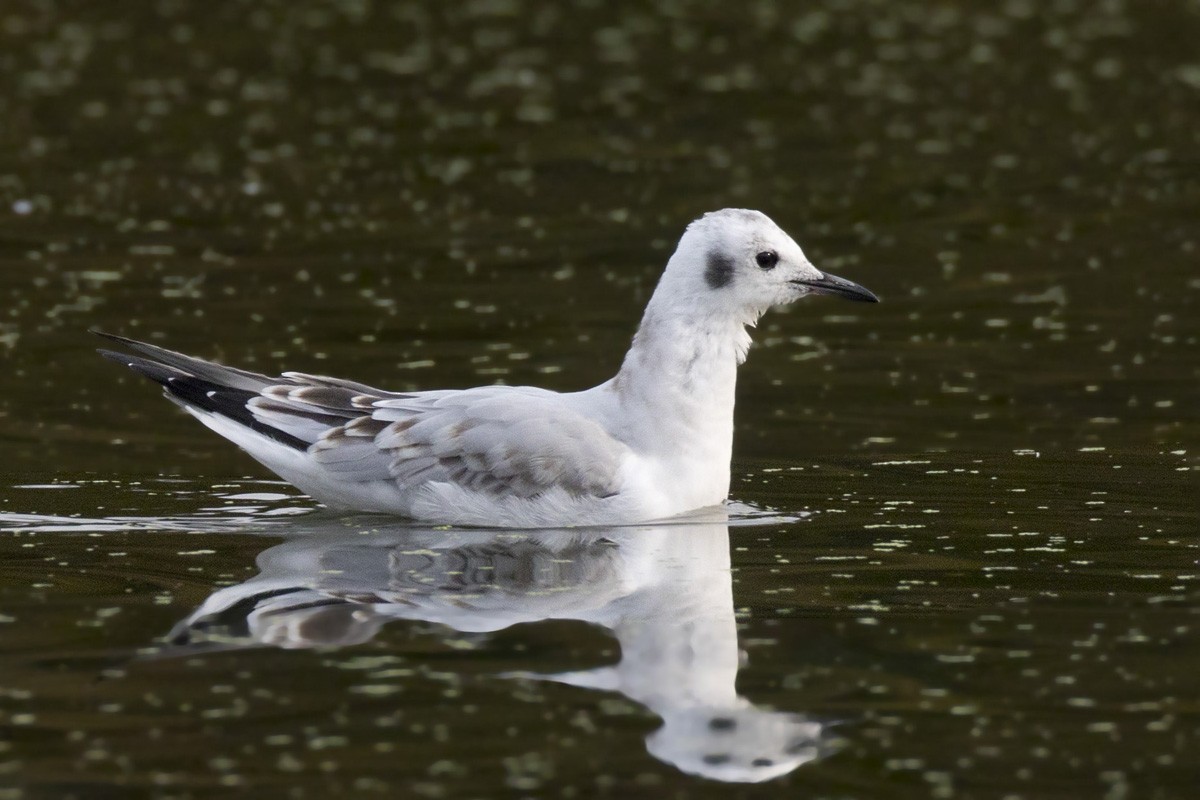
[792, 271, 879, 303]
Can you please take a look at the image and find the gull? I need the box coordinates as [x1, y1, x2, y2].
[97, 209, 878, 527]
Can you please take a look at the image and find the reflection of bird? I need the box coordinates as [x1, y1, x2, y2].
[164, 518, 833, 783]
[97, 209, 877, 527]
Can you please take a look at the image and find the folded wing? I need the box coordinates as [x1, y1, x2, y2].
[311, 388, 625, 499]
[96, 332, 626, 503]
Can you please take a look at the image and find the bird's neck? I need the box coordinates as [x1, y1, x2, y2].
[610, 300, 751, 457]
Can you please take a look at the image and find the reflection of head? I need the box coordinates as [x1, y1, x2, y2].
[646, 706, 828, 783]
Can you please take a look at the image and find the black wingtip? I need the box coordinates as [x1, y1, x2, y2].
[96, 348, 182, 385]
[97, 348, 312, 451]
[92, 330, 312, 452]
[95, 347, 132, 365]
[90, 329, 139, 347]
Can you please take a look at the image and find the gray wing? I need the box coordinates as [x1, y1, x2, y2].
[303, 387, 627, 499]
[96, 332, 626, 501]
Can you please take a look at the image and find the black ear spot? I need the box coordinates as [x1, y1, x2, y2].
[705, 251, 736, 289]
[756, 251, 779, 270]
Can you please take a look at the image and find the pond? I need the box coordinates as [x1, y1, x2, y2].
[1, 1, 1197, 797]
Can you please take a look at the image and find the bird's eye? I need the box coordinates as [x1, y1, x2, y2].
[755, 251, 779, 270]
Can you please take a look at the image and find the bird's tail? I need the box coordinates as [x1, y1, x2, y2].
[93, 330, 310, 450]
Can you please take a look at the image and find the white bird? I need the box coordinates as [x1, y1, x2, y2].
[97, 209, 878, 527]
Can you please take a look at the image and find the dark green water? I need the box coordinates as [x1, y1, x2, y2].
[1, 1, 1197, 797]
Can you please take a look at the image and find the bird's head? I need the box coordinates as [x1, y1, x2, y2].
[658, 208, 878, 323]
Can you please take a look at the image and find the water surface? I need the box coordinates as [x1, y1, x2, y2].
[1, 0, 1198, 797]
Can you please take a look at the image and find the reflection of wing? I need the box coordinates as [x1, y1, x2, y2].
[304, 387, 627, 499]
[382, 537, 622, 599]
[164, 530, 631, 650]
